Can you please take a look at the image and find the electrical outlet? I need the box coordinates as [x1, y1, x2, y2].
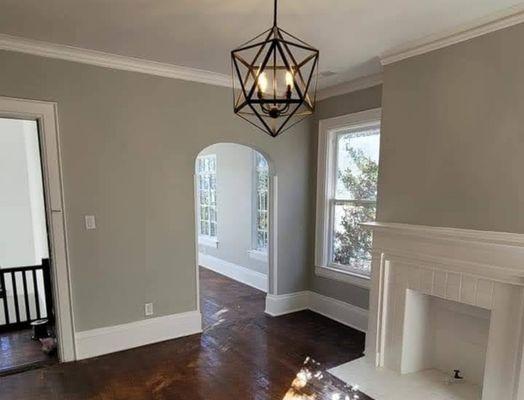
[145, 303, 154, 316]
[85, 215, 96, 230]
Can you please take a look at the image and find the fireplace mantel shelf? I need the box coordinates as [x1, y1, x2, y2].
[361, 221, 524, 248]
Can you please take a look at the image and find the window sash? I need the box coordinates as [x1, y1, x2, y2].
[253, 152, 269, 252]
[197, 155, 217, 239]
[327, 122, 380, 278]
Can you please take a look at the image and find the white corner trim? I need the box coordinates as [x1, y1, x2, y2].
[317, 73, 383, 101]
[199, 253, 268, 292]
[248, 249, 269, 262]
[309, 292, 368, 333]
[265, 291, 368, 333]
[75, 310, 202, 360]
[315, 266, 370, 289]
[265, 292, 310, 316]
[381, 4, 524, 66]
[198, 235, 219, 248]
[0, 33, 231, 87]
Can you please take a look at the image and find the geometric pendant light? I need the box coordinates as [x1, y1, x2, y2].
[231, 0, 319, 137]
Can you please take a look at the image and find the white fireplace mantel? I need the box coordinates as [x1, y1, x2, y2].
[356, 222, 524, 400]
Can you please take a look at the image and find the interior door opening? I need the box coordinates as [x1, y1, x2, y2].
[0, 117, 58, 375]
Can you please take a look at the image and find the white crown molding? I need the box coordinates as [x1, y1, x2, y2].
[0, 33, 232, 87]
[317, 73, 383, 101]
[381, 5, 524, 66]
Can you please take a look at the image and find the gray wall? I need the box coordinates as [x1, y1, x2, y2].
[309, 86, 383, 310]
[378, 22, 524, 234]
[0, 50, 312, 331]
[198, 143, 267, 275]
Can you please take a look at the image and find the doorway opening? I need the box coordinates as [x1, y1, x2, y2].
[0, 117, 58, 375]
[194, 143, 275, 329]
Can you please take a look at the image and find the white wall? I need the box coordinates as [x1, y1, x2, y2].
[0, 118, 48, 268]
[198, 143, 268, 276]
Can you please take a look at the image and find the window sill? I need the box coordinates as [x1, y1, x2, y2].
[248, 250, 268, 262]
[315, 265, 370, 289]
[198, 236, 219, 248]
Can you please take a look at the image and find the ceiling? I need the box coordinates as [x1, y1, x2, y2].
[0, 0, 521, 88]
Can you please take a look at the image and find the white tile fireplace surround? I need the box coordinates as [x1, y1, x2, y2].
[330, 222, 524, 400]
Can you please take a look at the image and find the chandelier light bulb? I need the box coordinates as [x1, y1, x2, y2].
[285, 70, 294, 88]
[258, 72, 269, 94]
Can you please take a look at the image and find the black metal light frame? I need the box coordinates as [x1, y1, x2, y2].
[231, 0, 319, 138]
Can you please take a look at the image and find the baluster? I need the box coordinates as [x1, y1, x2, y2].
[0, 271, 9, 325]
[22, 271, 31, 321]
[12, 272, 21, 324]
[33, 268, 41, 319]
[42, 259, 53, 320]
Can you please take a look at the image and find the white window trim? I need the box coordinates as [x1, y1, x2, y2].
[198, 235, 219, 248]
[314, 108, 381, 288]
[247, 249, 268, 262]
[196, 154, 218, 242]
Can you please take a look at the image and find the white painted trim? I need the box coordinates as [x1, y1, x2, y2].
[309, 291, 368, 333]
[0, 33, 231, 87]
[248, 249, 268, 262]
[0, 96, 76, 362]
[317, 73, 383, 101]
[315, 109, 382, 271]
[362, 222, 524, 248]
[265, 291, 369, 333]
[265, 291, 310, 316]
[75, 310, 202, 360]
[315, 266, 370, 289]
[269, 175, 278, 295]
[199, 253, 268, 292]
[198, 235, 219, 248]
[381, 4, 524, 66]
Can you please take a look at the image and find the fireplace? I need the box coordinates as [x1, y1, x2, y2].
[330, 222, 524, 400]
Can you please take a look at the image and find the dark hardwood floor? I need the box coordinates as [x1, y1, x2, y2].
[0, 328, 57, 376]
[0, 268, 370, 399]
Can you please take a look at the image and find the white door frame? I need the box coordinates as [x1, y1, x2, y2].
[0, 96, 76, 362]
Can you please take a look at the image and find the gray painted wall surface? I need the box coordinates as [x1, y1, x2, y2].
[0, 50, 312, 331]
[198, 143, 268, 275]
[378, 23, 524, 234]
[309, 86, 383, 310]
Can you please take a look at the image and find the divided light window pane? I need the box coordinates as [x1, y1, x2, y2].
[255, 152, 269, 252]
[331, 124, 380, 277]
[197, 155, 217, 238]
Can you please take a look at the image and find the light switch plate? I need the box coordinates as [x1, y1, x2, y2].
[85, 215, 96, 230]
[145, 303, 154, 316]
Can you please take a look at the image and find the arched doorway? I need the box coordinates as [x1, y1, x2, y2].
[193, 143, 277, 328]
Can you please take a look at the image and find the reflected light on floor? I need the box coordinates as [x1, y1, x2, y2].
[282, 357, 361, 400]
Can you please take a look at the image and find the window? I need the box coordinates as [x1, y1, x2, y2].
[253, 152, 269, 252]
[197, 155, 217, 242]
[315, 109, 381, 286]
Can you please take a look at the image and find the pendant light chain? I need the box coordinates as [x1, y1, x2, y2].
[273, 0, 278, 27]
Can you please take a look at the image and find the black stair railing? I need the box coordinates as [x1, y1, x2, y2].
[0, 259, 54, 331]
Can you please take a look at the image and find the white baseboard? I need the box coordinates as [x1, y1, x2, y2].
[199, 253, 268, 292]
[265, 291, 368, 333]
[75, 310, 202, 360]
[265, 291, 310, 316]
[309, 292, 368, 333]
